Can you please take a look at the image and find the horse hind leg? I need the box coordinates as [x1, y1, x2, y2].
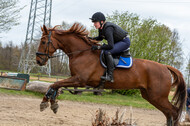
[167, 116, 174, 126]
[140, 89, 177, 126]
[147, 93, 178, 126]
[151, 98, 178, 126]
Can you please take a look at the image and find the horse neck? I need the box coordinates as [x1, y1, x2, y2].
[54, 33, 91, 56]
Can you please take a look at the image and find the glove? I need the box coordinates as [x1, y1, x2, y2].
[91, 45, 101, 50]
[88, 37, 93, 40]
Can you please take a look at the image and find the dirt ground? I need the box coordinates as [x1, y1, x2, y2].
[0, 93, 166, 126]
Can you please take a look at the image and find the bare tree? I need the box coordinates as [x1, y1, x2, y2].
[0, 0, 23, 33]
[0, 41, 21, 71]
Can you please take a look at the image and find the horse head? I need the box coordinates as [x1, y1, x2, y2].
[36, 25, 58, 66]
[36, 23, 99, 66]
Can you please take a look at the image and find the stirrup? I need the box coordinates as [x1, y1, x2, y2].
[101, 75, 114, 83]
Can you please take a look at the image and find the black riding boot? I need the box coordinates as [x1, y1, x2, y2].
[101, 52, 114, 82]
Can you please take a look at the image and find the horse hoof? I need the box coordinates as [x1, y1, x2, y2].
[51, 101, 59, 114]
[40, 102, 49, 112]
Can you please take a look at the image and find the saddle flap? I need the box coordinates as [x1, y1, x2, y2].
[116, 56, 133, 68]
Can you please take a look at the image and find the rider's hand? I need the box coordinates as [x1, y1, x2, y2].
[88, 37, 93, 40]
[91, 45, 101, 50]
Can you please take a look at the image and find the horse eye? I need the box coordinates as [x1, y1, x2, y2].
[42, 41, 46, 44]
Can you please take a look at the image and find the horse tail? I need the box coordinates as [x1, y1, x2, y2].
[167, 65, 186, 122]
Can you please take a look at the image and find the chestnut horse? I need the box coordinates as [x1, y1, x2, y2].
[36, 23, 186, 126]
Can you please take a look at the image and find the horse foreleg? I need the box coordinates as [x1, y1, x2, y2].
[40, 87, 58, 112]
[40, 76, 85, 113]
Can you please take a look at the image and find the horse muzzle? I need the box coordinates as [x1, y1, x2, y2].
[36, 52, 48, 66]
[36, 60, 43, 66]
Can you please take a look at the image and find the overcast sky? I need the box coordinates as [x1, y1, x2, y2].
[1, 0, 190, 65]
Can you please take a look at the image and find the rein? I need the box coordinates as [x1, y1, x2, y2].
[51, 48, 91, 58]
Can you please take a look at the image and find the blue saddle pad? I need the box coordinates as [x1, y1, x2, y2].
[116, 56, 133, 68]
[100, 51, 133, 69]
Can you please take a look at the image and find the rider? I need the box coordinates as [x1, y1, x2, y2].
[187, 88, 190, 116]
[89, 12, 131, 82]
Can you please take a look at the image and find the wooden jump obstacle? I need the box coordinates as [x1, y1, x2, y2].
[0, 76, 27, 91]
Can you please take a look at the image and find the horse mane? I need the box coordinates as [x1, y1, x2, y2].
[52, 23, 98, 45]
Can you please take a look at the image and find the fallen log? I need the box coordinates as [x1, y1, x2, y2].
[26, 81, 52, 94]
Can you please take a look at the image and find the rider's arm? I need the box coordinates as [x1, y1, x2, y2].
[89, 29, 103, 41]
[100, 27, 114, 50]
[90, 36, 103, 41]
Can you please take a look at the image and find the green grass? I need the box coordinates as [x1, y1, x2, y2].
[0, 88, 43, 98]
[0, 70, 16, 72]
[58, 91, 155, 109]
[0, 88, 155, 109]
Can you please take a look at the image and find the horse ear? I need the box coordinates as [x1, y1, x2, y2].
[41, 26, 43, 31]
[43, 25, 48, 34]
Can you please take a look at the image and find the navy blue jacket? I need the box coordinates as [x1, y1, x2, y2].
[93, 22, 128, 50]
[186, 88, 190, 107]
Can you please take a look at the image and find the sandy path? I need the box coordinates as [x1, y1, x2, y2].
[0, 93, 166, 126]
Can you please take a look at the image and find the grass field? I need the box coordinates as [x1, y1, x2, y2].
[59, 91, 155, 109]
[0, 88, 155, 109]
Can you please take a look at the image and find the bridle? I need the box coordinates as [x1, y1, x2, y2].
[36, 30, 91, 63]
[36, 31, 56, 62]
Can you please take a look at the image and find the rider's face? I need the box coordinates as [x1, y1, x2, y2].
[93, 22, 101, 29]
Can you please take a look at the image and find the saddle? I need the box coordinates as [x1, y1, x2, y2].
[96, 48, 133, 89]
[100, 48, 133, 69]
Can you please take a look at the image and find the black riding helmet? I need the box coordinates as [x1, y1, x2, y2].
[90, 12, 106, 28]
[89, 12, 106, 22]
